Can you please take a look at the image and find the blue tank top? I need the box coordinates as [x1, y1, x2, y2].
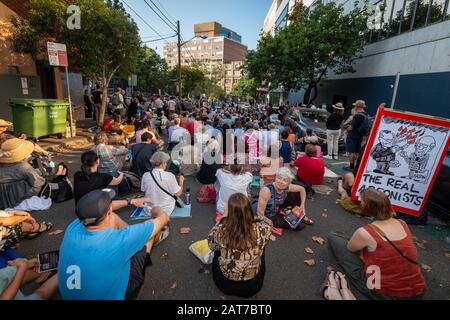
[280, 140, 292, 164]
[265, 183, 288, 218]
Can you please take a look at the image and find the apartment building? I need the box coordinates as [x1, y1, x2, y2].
[224, 60, 245, 95]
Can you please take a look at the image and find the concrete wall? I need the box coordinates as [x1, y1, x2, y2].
[315, 19, 450, 118]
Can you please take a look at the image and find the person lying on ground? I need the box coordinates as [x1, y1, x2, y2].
[208, 193, 273, 298]
[327, 188, 427, 300]
[58, 189, 170, 300]
[0, 258, 58, 300]
[256, 167, 313, 230]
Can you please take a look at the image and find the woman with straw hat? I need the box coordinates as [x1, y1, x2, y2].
[0, 138, 46, 210]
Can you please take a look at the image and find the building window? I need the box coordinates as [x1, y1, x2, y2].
[275, 3, 289, 30]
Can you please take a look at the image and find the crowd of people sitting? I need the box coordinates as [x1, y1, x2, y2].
[0, 93, 427, 300]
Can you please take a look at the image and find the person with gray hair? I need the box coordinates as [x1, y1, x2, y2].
[141, 152, 185, 217]
[256, 167, 314, 230]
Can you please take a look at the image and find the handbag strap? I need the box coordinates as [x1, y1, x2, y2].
[368, 224, 418, 265]
[149, 170, 177, 200]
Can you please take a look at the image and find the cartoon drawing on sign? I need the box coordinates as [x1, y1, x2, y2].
[399, 136, 436, 183]
[370, 130, 401, 176]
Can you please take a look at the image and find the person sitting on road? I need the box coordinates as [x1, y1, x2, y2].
[327, 188, 427, 300]
[256, 167, 313, 230]
[0, 258, 58, 300]
[91, 132, 127, 177]
[130, 132, 159, 178]
[208, 193, 273, 298]
[279, 130, 293, 167]
[0, 138, 46, 210]
[293, 144, 325, 186]
[309, 136, 323, 158]
[58, 189, 169, 300]
[215, 164, 253, 224]
[260, 144, 284, 185]
[141, 152, 184, 217]
[74, 151, 124, 203]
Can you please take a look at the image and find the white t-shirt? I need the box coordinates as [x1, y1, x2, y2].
[141, 169, 181, 215]
[170, 126, 188, 143]
[168, 100, 176, 111]
[215, 170, 253, 214]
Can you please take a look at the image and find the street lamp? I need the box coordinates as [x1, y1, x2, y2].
[177, 21, 207, 97]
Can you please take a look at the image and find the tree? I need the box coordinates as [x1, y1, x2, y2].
[136, 47, 169, 94]
[230, 74, 258, 100]
[168, 65, 206, 97]
[9, 0, 143, 125]
[245, 2, 369, 104]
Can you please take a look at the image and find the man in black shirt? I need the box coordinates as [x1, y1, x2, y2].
[345, 100, 369, 171]
[130, 132, 158, 177]
[92, 85, 103, 126]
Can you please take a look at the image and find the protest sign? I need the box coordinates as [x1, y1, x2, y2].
[352, 107, 450, 216]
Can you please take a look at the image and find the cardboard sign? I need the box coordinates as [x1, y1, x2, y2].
[352, 107, 450, 216]
[47, 42, 68, 67]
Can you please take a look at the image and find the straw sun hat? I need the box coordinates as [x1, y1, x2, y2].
[0, 138, 34, 164]
[332, 103, 345, 111]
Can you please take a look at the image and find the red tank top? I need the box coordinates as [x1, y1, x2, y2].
[363, 220, 426, 298]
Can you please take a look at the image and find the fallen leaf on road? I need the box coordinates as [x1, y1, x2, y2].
[323, 209, 328, 212]
[322, 214, 328, 218]
[304, 259, 316, 267]
[179, 227, 191, 234]
[415, 242, 426, 250]
[305, 247, 314, 254]
[160, 253, 169, 260]
[421, 263, 432, 272]
[269, 235, 277, 241]
[49, 230, 64, 236]
[170, 282, 177, 289]
[312, 236, 325, 245]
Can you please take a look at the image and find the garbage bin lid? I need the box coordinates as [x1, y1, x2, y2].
[9, 99, 69, 107]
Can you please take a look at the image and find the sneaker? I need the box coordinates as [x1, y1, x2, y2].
[323, 155, 333, 160]
[333, 155, 339, 160]
[153, 226, 170, 247]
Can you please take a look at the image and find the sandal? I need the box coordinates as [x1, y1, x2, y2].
[321, 267, 342, 300]
[336, 271, 356, 300]
[26, 222, 53, 240]
[302, 216, 314, 225]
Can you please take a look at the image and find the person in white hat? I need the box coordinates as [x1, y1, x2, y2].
[324, 103, 345, 160]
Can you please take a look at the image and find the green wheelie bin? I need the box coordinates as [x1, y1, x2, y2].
[9, 99, 69, 139]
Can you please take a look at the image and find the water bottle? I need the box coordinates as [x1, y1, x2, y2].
[185, 187, 191, 206]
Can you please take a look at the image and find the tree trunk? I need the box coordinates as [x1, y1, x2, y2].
[99, 85, 108, 126]
[310, 83, 319, 104]
[303, 83, 315, 105]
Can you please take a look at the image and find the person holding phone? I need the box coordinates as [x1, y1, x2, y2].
[58, 189, 170, 300]
[0, 258, 58, 300]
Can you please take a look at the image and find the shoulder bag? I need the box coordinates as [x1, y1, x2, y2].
[150, 170, 185, 208]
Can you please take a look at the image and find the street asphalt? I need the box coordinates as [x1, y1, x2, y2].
[17, 141, 450, 300]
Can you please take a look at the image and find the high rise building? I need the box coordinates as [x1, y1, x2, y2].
[164, 22, 248, 95]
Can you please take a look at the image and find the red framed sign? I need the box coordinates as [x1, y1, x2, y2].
[352, 107, 450, 217]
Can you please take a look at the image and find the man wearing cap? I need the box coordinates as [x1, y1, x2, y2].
[345, 100, 370, 172]
[58, 189, 169, 300]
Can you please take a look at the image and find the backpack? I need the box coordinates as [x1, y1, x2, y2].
[356, 113, 374, 137]
[122, 171, 142, 191]
[197, 184, 216, 203]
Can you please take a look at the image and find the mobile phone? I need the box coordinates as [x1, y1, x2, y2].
[37, 250, 59, 273]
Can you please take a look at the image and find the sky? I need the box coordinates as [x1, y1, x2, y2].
[122, 0, 273, 56]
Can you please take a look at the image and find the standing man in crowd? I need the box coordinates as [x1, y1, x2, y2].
[345, 100, 370, 172]
[92, 85, 103, 126]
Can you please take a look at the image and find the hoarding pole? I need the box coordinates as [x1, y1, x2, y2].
[391, 72, 401, 110]
[65, 66, 75, 137]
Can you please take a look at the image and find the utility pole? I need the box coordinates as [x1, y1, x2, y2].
[177, 20, 182, 97]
